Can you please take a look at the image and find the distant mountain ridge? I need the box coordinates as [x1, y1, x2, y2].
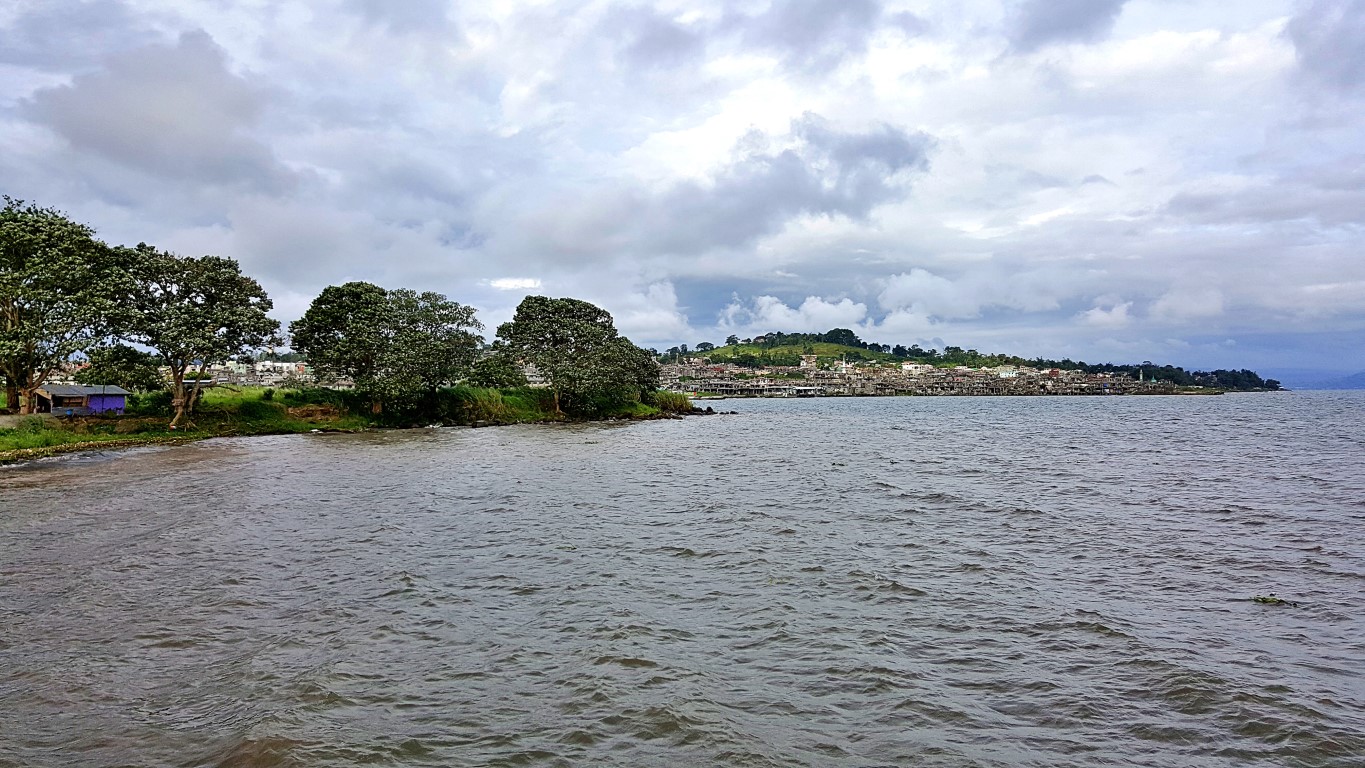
[1297, 371, 1365, 390]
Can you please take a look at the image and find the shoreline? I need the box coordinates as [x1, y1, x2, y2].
[0, 409, 701, 467]
[0, 389, 1282, 466]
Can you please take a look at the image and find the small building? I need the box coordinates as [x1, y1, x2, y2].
[34, 384, 131, 416]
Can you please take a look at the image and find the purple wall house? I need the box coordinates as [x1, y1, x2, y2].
[35, 385, 131, 416]
[85, 393, 128, 415]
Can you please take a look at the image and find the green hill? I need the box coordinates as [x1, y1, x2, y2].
[693, 342, 899, 367]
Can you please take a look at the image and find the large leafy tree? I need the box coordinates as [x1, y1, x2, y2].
[74, 344, 164, 392]
[290, 283, 483, 409]
[467, 341, 529, 389]
[496, 296, 659, 415]
[0, 197, 129, 413]
[288, 281, 389, 390]
[122, 244, 281, 426]
[377, 288, 483, 404]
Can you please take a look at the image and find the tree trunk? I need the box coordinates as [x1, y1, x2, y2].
[18, 385, 37, 415]
[170, 369, 187, 427]
[4, 382, 16, 414]
[186, 362, 209, 415]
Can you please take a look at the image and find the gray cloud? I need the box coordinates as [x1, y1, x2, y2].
[2, 0, 1362, 372]
[1008, 0, 1129, 53]
[22, 30, 293, 192]
[345, 0, 456, 34]
[735, 0, 885, 72]
[605, 6, 708, 71]
[1285, 0, 1365, 91]
[0, 0, 161, 70]
[517, 114, 934, 259]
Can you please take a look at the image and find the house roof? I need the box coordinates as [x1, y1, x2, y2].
[38, 384, 132, 397]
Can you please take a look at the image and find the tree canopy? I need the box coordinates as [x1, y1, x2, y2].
[0, 197, 130, 413]
[496, 296, 659, 415]
[74, 344, 164, 393]
[290, 282, 484, 409]
[121, 244, 281, 425]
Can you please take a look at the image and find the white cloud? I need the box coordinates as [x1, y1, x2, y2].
[1150, 287, 1225, 320]
[720, 295, 869, 334]
[488, 277, 541, 291]
[1079, 300, 1133, 328]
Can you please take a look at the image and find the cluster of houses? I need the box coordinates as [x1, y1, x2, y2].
[661, 355, 1176, 397]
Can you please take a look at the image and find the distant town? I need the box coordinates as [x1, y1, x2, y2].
[659, 354, 1179, 397]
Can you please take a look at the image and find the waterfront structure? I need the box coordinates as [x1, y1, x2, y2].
[661, 361, 1176, 397]
[33, 384, 130, 415]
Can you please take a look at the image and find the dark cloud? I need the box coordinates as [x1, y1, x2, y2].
[22, 31, 294, 192]
[735, 0, 885, 72]
[643, 115, 934, 253]
[605, 6, 707, 70]
[1007, 0, 1128, 53]
[1284, 0, 1365, 91]
[0, 0, 162, 70]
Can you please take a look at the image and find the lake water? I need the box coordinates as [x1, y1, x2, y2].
[2, 393, 1364, 767]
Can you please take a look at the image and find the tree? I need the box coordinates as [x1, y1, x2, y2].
[725, 334, 739, 346]
[290, 283, 483, 409]
[122, 244, 281, 426]
[289, 281, 389, 390]
[467, 342, 529, 389]
[0, 198, 129, 413]
[695, 342, 715, 352]
[74, 344, 164, 392]
[496, 296, 658, 415]
[376, 288, 483, 403]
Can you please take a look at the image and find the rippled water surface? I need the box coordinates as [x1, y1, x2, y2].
[3, 392, 1364, 767]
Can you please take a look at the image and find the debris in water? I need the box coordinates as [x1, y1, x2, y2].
[1253, 593, 1300, 607]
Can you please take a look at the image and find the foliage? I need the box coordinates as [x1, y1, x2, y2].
[126, 390, 172, 416]
[496, 296, 659, 416]
[288, 281, 389, 388]
[74, 344, 164, 392]
[290, 282, 484, 408]
[646, 390, 693, 413]
[120, 244, 281, 425]
[467, 343, 529, 388]
[0, 197, 131, 413]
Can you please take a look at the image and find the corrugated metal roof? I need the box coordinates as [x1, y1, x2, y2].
[38, 384, 132, 397]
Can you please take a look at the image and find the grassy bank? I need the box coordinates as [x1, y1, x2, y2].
[0, 385, 696, 464]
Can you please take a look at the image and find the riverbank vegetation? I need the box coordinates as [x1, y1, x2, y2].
[0, 384, 697, 463]
[1, 198, 679, 446]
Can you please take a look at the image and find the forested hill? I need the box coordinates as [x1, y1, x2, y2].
[659, 328, 1282, 392]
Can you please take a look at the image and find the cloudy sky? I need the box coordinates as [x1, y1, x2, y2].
[2, 0, 1362, 375]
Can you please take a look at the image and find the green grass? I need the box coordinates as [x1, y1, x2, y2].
[0, 381, 693, 463]
[647, 390, 694, 414]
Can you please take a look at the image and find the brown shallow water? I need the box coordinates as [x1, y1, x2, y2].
[2, 392, 1364, 767]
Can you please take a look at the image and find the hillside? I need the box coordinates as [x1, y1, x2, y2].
[1302, 371, 1365, 390]
[700, 342, 899, 365]
[659, 328, 1282, 391]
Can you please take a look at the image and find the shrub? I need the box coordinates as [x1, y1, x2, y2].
[126, 390, 172, 416]
[261, 388, 274, 401]
[646, 390, 693, 413]
[235, 399, 286, 420]
[16, 416, 53, 434]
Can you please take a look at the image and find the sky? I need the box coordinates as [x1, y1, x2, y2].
[2, 0, 1363, 375]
